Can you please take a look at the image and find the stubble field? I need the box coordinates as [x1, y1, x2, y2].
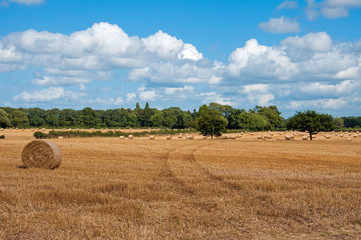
[1, 129, 361, 239]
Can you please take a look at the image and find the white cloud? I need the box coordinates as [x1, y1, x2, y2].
[277, 0, 298, 10]
[281, 32, 332, 52]
[289, 98, 347, 109]
[13, 87, 85, 102]
[199, 92, 234, 106]
[306, 0, 361, 20]
[0, 22, 208, 86]
[299, 80, 360, 96]
[259, 16, 300, 34]
[129, 60, 224, 84]
[32, 75, 91, 86]
[126, 93, 136, 103]
[240, 84, 275, 106]
[95, 97, 124, 105]
[177, 44, 203, 61]
[9, 0, 43, 5]
[142, 30, 184, 60]
[138, 89, 157, 101]
[164, 85, 194, 95]
[227, 39, 298, 80]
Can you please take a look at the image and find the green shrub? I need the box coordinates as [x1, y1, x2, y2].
[0, 135, 4, 139]
[34, 131, 47, 139]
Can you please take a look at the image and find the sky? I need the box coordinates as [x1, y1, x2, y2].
[1, 0, 361, 117]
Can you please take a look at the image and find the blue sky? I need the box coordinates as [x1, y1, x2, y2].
[1, 0, 361, 117]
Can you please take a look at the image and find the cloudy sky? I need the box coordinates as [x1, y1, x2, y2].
[1, 0, 361, 117]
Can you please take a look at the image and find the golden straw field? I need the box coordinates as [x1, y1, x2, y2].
[1, 129, 361, 239]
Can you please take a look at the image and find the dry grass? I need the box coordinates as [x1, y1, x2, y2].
[0, 129, 361, 239]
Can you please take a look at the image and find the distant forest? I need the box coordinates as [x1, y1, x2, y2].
[0, 102, 360, 130]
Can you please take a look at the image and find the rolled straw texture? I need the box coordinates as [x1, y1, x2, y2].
[21, 140, 62, 169]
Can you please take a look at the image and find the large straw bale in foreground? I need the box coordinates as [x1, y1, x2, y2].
[21, 140, 62, 169]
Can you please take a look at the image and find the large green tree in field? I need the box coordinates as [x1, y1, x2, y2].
[196, 104, 228, 139]
[286, 110, 334, 140]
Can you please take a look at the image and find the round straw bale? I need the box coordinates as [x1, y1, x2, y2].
[178, 134, 183, 139]
[285, 135, 291, 140]
[0, 128, 3, 131]
[302, 136, 308, 140]
[339, 134, 343, 137]
[204, 136, 208, 139]
[346, 137, 352, 141]
[353, 135, 358, 138]
[325, 135, 331, 139]
[128, 135, 134, 139]
[187, 135, 194, 139]
[149, 135, 155, 140]
[166, 135, 172, 140]
[119, 136, 125, 139]
[257, 135, 262, 139]
[21, 140, 61, 169]
[231, 135, 236, 139]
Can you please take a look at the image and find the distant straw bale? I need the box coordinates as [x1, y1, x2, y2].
[285, 135, 291, 140]
[128, 135, 134, 139]
[257, 135, 262, 139]
[302, 136, 308, 140]
[149, 135, 155, 140]
[346, 137, 352, 141]
[166, 135, 172, 140]
[187, 135, 194, 140]
[178, 134, 183, 139]
[21, 140, 61, 169]
[119, 136, 125, 139]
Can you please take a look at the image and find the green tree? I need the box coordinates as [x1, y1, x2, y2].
[286, 110, 334, 140]
[80, 107, 98, 128]
[11, 110, 29, 128]
[255, 106, 283, 130]
[0, 109, 11, 128]
[196, 104, 228, 138]
[333, 117, 344, 129]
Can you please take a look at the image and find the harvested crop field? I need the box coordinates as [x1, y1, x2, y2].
[1, 129, 361, 239]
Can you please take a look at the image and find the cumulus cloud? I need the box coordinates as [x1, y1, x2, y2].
[227, 39, 298, 80]
[281, 32, 332, 52]
[2, 23, 361, 112]
[306, 0, 361, 20]
[277, 0, 298, 10]
[289, 98, 347, 109]
[164, 85, 194, 96]
[259, 16, 300, 34]
[0, 0, 43, 6]
[126, 93, 136, 103]
[0, 22, 207, 85]
[199, 92, 234, 106]
[13, 87, 85, 102]
[95, 97, 124, 105]
[240, 84, 275, 106]
[299, 80, 360, 96]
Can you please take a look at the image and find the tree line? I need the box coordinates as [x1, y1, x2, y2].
[0, 102, 284, 130]
[0, 102, 358, 131]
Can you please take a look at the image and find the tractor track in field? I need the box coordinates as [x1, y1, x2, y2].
[166, 141, 313, 224]
[157, 142, 197, 196]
